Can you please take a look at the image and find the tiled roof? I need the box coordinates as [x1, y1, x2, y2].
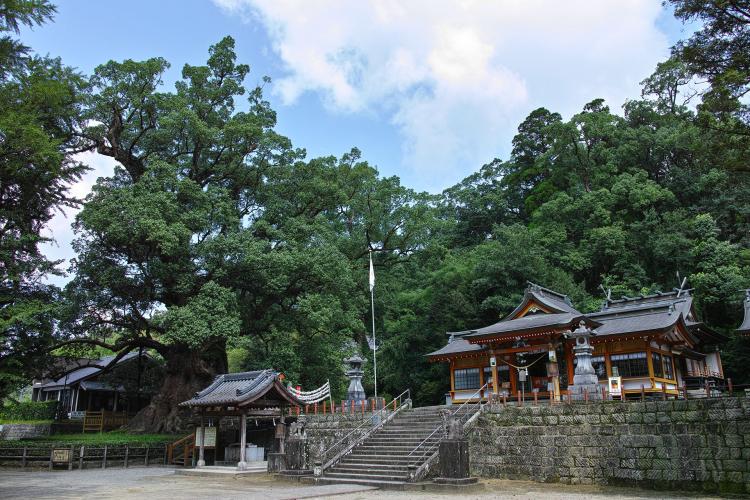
[505, 282, 581, 319]
[40, 352, 141, 389]
[465, 312, 589, 339]
[425, 338, 484, 358]
[180, 370, 303, 408]
[590, 308, 680, 336]
[428, 285, 726, 361]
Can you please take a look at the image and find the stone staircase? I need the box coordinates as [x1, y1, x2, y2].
[318, 405, 446, 487]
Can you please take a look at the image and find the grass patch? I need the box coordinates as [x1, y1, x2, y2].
[8, 430, 181, 447]
[0, 419, 53, 425]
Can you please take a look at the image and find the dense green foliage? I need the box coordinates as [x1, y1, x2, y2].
[0, 2, 749, 423]
[0, 0, 87, 400]
[0, 400, 57, 422]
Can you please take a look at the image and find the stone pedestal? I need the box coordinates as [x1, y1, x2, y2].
[281, 438, 311, 475]
[435, 439, 478, 485]
[267, 452, 286, 472]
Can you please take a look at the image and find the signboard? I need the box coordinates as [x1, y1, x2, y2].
[517, 368, 527, 382]
[52, 448, 70, 463]
[195, 427, 217, 448]
[608, 376, 622, 398]
[548, 350, 557, 363]
[489, 356, 496, 367]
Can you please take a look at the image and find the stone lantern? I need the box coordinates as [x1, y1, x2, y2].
[567, 321, 603, 400]
[344, 354, 366, 401]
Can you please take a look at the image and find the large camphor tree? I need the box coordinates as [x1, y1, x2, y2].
[61, 37, 433, 431]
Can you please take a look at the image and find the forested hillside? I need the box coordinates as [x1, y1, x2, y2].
[1, 1, 749, 428]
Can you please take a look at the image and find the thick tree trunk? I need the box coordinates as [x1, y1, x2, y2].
[127, 342, 227, 433]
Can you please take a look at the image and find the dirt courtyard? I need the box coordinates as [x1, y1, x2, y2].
[0, 467, 725, 500]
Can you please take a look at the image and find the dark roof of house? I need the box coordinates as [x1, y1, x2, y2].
[39, 352, 142, 389]
[593, 289, 727, 342]
[427, 285, 728, 361]
[589, 307, 682, 336]
[505, 282, 581, 318]
[465, 312, 591, 340]
[180, 370, 303, 408]
[425, 338, 484, 358]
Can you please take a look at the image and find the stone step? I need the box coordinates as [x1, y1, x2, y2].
[342, 455, 419, 464]
[375, 431, 439, 437]
[345, 451, 421, 459]
[329, 466, 409, 476]
[312, 476, 408, 489]
[405, 405, 447, 412]
[333, 462, 410, 472]
[361, 439, 428, 445]
[391, 419, 442, 424]
[325, 471, 409, 482]
[364, 439, 439, 446]
[354, 445, 421, 452]
[378, 424, 441, 433]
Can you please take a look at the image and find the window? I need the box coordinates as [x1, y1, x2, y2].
[483, 367, 492, 387]
[574, 355, 608, 380]
[610, 352, 649, 378]
[454, 368, 480, 390]
[652, 352, 663, 378]
[483, 365, 511, 388]
[663, 355, 674, 380]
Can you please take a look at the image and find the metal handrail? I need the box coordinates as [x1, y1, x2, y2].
[406, 382, 488, 462]
[317, 388, 411, 472]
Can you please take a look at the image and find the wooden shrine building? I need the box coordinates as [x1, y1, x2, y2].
[180, 369, 303, 469]
[427, 282, 727, 402]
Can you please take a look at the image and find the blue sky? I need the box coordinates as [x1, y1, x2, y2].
[22, 1, 691, 284]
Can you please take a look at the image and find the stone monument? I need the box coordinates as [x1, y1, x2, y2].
[281, 419, 311, 475]
[567, 321, 603, 400]
[434, 415, 478, 486]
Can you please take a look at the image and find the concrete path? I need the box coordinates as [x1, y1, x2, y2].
[0, 468, 724, 499]
[0, 468, 375, 499]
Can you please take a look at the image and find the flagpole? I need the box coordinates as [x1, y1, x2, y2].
[369, 251, 378, 404]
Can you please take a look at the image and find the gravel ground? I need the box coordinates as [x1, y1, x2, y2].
[0, 468, 724, 500]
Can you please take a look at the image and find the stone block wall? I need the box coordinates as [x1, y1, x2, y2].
[470, 397, 750, 495]
[302, 413, 373, 465]
[0, 423, 52, 440]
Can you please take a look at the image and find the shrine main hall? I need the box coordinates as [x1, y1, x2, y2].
[427, 282, 728, 402]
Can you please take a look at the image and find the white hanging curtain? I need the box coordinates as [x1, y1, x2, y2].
[288, 380, 331, 404]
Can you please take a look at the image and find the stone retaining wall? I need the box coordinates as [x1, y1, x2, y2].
[302, 413, 375, 464]
[0, 423, 52, 440]
[470, 397, 750, 495]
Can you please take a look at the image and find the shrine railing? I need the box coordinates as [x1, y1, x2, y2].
[82, 410, 129, 433]
[315, 388, 411, 475]
[406, 382, 488, 482]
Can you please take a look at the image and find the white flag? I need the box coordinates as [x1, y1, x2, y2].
[369, 252, 375, 291]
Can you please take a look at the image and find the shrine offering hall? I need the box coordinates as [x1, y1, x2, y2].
[427, 283, 727, 402]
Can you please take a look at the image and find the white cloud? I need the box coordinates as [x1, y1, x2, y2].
[214, 0, 669, 188]
[41, 152, 117, 287]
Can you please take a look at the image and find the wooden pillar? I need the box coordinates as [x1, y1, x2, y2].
[197, 411, 206, 467]
[490, 348, 499, 395]
[237, 412, 247, 471]
[646, 345, 655, 388]
[548, 342, 560, 402]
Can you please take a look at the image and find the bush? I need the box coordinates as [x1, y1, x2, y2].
[0, 400, 58, 422]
